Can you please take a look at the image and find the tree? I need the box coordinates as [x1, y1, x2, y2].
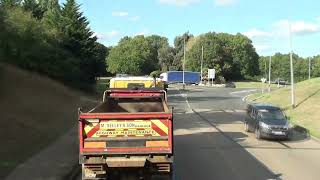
[258, 53, 317, 83]
[146, 35, 169, 70]
[185, 32, 259, 80]
[22, 0, 42, 19]
[158, 46, 175, 71]
[107, 35, 153, 75]
[0, 0, 21, 8]
[172, 32, 193, 70]
[60, 0, 98, 83]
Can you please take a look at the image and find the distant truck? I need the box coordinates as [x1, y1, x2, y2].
[160, 71, 200, 84]
[109, 76, 166, 90]
[78, 89, 173, 179]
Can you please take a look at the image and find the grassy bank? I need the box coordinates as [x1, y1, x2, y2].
[247, 78, 320, 138]
[0, 64, 96, 178]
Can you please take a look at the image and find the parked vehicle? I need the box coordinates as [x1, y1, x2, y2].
[274, 78, 287, 85]
[109, 76, 166, 90]
[160, 71, 200, 84]
[244, 103, 292, 140]
[78, 89, 173, 179]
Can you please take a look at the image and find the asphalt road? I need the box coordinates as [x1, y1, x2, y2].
[170, 85, 320, 180]
[75, 85, 320, 180]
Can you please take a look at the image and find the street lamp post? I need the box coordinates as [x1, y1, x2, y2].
[289, 23, 295, 108]
[309, 57, 311, 80]
[201, 45, 203, 85]
[268, 56, 272, 92]
[183, 37, 186, 89]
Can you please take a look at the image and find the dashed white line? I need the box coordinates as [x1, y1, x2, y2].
[174, 87, 192, 111]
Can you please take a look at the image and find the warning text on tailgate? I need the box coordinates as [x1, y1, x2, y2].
[84, 120, 168, 138]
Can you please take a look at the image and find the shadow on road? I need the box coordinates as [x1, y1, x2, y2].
[195, 109, 311, 144]
[173, 112, 282, 180]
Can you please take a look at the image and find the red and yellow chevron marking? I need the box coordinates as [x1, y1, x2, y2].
[83, 120, 168, 138]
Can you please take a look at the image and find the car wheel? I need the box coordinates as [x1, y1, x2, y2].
[244, 122, 250, 132]
[255, 127, 262, 140]
[285, 131, 293, 141]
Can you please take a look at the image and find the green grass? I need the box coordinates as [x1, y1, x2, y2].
[247, 78, 320, 138]
[234, 81, 278, 89]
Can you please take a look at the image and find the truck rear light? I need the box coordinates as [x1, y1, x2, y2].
[146, 141, 168, 147]
[84, 142, 106, 148]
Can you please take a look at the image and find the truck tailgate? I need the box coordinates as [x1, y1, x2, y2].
[79, 113, 173, 154]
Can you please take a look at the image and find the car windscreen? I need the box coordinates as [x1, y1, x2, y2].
[258, 109, 285, 121]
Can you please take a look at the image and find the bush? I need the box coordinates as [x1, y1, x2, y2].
[215, 76, 226, 84]
[150, 70, 162, 78]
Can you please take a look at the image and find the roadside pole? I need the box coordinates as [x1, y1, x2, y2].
[201, 45, 203, 85]
[289, 23, 295, 108]
[268, 56, 272, 92]
[183, 38, 186, 89]
[265, 59, 267, 79]
[309, 57, 311, 80]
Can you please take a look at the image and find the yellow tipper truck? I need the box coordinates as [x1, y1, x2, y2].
[109, 76, 165, 90]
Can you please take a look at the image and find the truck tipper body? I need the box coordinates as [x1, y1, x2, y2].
[78, 89, 173, 179]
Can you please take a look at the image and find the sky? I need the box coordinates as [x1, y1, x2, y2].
[62, 0, 320, 57]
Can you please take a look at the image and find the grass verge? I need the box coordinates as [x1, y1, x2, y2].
[247, 78, 320, 138]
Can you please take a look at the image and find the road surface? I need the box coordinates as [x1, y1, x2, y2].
[75, 85, 320, 180]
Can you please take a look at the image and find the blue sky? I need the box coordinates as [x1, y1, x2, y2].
[62, 0, 320, 57]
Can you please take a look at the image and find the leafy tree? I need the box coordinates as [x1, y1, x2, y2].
[60, 0, 98, 83]
[22, 0, 42, 19]
[185, 32, 259, 80]
[158, 46, 175, 71]
[146, 35, 169, 70]
[0, 0, 21, 8]
[0, 0, 107, 90]
[172, 32, 193, 70]
[107, 35, 153, 75]
[258, 53, 319, 83]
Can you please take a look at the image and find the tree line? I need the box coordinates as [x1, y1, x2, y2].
[0, 0, 108, 90]
[1, 0, 318, 88]
[259, 53, 320, 83]
[107, 32, 261, 83]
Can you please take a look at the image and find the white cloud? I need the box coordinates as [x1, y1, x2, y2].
[254, 44, 271, 51]
[94, 31, 120, 40]
[158, 0, 200, 6]
[135, 29, 150, 36]
[129, 16, 140, 21]
[214, 0, 237, 6]
[274, 19, 320, 36]
[112, 11, 129, 17]
[243, 29, 273, 39]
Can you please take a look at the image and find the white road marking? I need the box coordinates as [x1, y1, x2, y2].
[230, 89, 258, 94]
[174, 87, 192, 111]
[242, 94, 251, 102]
[193, 108, 246, 113]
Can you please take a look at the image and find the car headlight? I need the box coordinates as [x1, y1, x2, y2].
[259, 122, 271, 129]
